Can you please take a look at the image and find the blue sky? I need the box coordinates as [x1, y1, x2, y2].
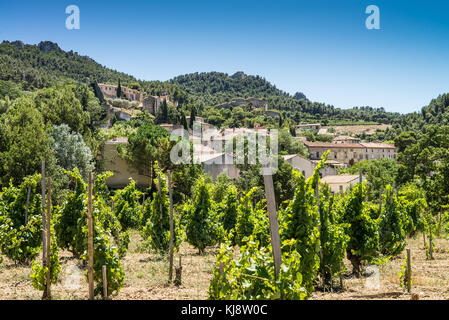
[0, 0, 448, 113]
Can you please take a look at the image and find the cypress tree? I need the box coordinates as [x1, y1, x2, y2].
[181, 111, 188, 132]
[117, 79, 122, 98]
[161, 100, 168, 123]
[189, 107, 196, 128]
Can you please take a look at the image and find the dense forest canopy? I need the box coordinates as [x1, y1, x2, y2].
[170, 71, 402, 124]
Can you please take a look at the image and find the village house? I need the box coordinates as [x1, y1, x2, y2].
[321, 174, 365, 193]
[304, 141, 397, 165]
[194, 152, 240, 181]
[282, 154, 340, 179]
[101, 137, 150, 188]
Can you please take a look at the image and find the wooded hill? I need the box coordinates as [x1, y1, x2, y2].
[1, 40, 448, 129]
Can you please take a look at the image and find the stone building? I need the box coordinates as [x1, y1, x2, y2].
[321, 174, 365, 193]
[98, 83, 144, 105]
[101, 137, 149, 188]
[195, 152, 240, 181]
[143, 94, 178, 115]
[304, 141, 397, 165]
[282, 154, 340, 179]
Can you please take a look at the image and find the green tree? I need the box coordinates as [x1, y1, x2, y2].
[0, 97, 52, 185]
[49, 124, 94, 178]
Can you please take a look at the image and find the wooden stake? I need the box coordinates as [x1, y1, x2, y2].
[41, 161, 46, 269]
[429, 232, 433, 260]
[423, 233, 426, 248]
[25, 186, 31, 225]
[158, 174, 163, 220]
[45, 177, 52, 300]
[316, 183, 324, 288]
[406, 248, 411, 293]
[116, 227, 120, 246]
[378, 193, 382, 214]
[88, 172, 94, 300]
[359, 168, 363, 184]
[102, 265, 108, 300]
[339, 263, 344, 291]
[167, 170, 175, 283]
[174, 255, 182, 286]
[218, 262, 224, 287]
[390, 184, 394, 204]
[263, 174, 282, 281]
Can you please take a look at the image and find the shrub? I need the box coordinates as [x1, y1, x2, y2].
[208, 236, 306, 300]
[112, 179, 143, 230]
[378, 185, 406, 256]
[340, 182, 380, 275]
[318, 184, 349, 286]
[184, 177, 222, 254]
[279, 170, 320, 296]
[235, 187, 260, 246]
[0, 175, 42, 264]
[141, 166, 182, 254]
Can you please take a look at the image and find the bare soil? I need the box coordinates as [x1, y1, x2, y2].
[0, 231, 447, 300]
[323, 124, 391, 136]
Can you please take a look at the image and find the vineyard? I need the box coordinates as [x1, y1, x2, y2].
[0, 152, 444, 300]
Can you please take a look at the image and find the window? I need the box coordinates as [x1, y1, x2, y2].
[339, 185, 343, 192]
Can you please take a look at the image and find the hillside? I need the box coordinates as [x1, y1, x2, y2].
[170, 71, 400, 124]
[0, 40, 423, 126]
[0, 40, 136, 90]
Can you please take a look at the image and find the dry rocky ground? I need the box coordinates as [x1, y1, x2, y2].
[323, 124, 391, 136]
[0, 231, 448, 300]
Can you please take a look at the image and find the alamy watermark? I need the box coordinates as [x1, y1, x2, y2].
[66, 5, 80, 30]
[365, 5, 380, 30]
[169, 122, 279, 175]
